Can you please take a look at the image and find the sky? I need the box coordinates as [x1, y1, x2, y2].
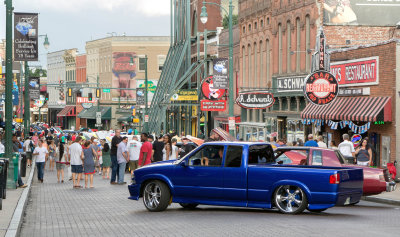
[0, 0, 171, 67]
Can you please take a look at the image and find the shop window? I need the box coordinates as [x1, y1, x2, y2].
[282, 97, 288, 111]
[272, 99, 280, 111]
[300, 97, 306, 110]
[290, 97, 297, 111]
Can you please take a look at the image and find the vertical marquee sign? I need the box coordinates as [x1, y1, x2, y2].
[14, 13, 39, 61]
[305, 29, 338, 106]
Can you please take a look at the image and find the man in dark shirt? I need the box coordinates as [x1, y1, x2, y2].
[205, 131, 219, 143]
[179, 137, 194, 158]
[110, 129, 122, 184]
[152, 135, 164, 162]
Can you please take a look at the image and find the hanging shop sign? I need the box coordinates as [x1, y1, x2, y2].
[136, 88, 145, 106]
[212, 58, 229, 89]
[201, 76, 226, 100]
[29, 77, 40, 100]
[351, 134, 362, 148]
[304, 70, 338, 105]
[77, 97, 96, 104]
[14, 13, 39, 61]
[236, 92, 275, 109]
[330, 57, 379, 87]
[276, 75, 307, 92]
[171, 89, 198, 101]
[338, 87, 370, 97]
[200, 100, 226, 111]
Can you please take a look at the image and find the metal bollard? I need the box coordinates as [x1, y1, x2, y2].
[20, 153, 27, 177]
[13, 153, 19, 184]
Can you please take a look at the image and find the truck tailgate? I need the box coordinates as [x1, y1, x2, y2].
[336, 168, 364, 205]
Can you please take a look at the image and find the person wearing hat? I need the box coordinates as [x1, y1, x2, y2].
[179, 137, 195, 158]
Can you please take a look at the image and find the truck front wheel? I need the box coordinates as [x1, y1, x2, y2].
[143, 180, 171, 212]
[273, 185, 308, 214]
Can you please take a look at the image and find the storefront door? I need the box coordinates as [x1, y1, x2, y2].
[277, 117, 287, 140]
[381, 136, 390, 167]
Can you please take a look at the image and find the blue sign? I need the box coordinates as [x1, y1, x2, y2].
[12, 90, 19, 105]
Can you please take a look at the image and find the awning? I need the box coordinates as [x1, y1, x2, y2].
[57, 106, 76, 117]
[78, 106, 111, 120]
[117, 114, 132, 122]
[301, 96, 392, 122]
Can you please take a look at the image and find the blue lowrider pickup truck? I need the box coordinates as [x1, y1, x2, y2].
[128, 142, 363, 214]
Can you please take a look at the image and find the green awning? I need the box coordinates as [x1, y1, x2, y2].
[78, 106, 112, 120]
[117, 114, 133, 122]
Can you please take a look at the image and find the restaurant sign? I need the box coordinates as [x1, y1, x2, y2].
[276, 75, 307, 92]
[200, 100, 226, 111]
[304, 70, 339, 105]
[201, 76, 226, 100]
[330, 57, 378, 87]
[236, 92, 275, 109]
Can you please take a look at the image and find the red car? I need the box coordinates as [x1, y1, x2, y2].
[275, 147, 396, 196]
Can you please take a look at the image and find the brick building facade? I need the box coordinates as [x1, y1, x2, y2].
[75, 54, 87, 129]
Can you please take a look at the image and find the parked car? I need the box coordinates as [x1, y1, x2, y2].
[275, 147, 396, 196]
[128, 142, 364, 214]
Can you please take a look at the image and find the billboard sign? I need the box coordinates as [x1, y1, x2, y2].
[136, 88, 145, 106]
[201, 76, 226, 100]
[236, 92, 275, 109]
[171, 89, 198, 101]
[330, 56, 378, 87]
[212, 58, 229, 89]
[276, 75, 307, 92]
[304, 70, 339, 105]
[14, 13, 39, 61]
[112, 52, 136, 102]
[136, 79, 158, 103]
[29, 77, 40, 100]
[323, 1, 400, 26]
[200, 100, 226, 111]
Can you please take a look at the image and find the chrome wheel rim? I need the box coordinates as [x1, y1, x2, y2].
[144, 182, 162, 209]
[275, 185, 304, 213]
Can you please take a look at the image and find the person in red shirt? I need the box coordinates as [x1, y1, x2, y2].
[138, 133, 153, 167]
[72, 133, 76, 142]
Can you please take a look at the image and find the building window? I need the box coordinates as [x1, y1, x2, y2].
[296, 17, 301, 72]
[259, 41, 263, 87]
[254, 22, 257, 30]
[267, 17, 270, 25]
[242, 46, 246, 87]
[266, 39, 270, 86]
[278, 23, 282, 74]
[248, 24, 251, 32]
[287, 21, 291, 73]
[254, 42, 257, 87]
[138, 55, 146, 72]
[243, 26, 246, 34]
[248, 44, 251, 87]
[305, 15, 310, 72]
[261, 20, 264, 28]
[158, 55, 166, 71]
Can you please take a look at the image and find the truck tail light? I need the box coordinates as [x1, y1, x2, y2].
[330, 173, 340, 184]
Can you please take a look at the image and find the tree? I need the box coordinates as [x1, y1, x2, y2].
[222, 14, 238, 29]
[30, 68, 47, 77]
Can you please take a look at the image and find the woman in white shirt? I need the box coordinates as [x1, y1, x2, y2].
[170, 138, 179, 160]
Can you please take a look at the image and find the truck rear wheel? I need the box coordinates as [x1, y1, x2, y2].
[273, 185, 308, 214]
[143, 180, 171, 212]
[179, 203, 198, 209]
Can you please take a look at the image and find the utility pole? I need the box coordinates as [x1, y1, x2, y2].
[144, 55, 148, 132]
[5, 0, 14, 187]
[227, 0, 235, 137]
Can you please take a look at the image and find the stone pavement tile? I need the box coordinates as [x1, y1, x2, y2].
[0, 166, 31, 237]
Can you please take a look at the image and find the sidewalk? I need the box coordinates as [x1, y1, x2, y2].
[0, 164, 34, 237]
[362, 184, 400, 205]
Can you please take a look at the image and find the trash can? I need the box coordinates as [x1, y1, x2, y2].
[0, 158, 8, 199]
[12, 153, 19, 184]
[20, 153, 27, 177]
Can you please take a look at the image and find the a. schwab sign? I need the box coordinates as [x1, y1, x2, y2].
[236, 92, 275, 109]
[276, 75, 307, 92]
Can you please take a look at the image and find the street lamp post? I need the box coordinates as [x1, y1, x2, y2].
[4, 0, 13, 161]
[144, 55, 148, 132]
[201, 0, 235, 137]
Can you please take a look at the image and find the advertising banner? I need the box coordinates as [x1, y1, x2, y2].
[201, 76, 225, 100]
[136, 88, 145, 106]
[236, 92, 275, 109]
[14, 13, 38, 61]
[112, 52, 136, 102]
[29, 77, 40, 100]
[212, 58, 229, 89]
[171, 89, 198, 101]
[12, 90, 19, 106]
[136, 79, 158, 103]
[200, 100, 226, 111]
[304, 70, 339, 105]
[323, 0, 400, 26]
[330, 56, 378, 87]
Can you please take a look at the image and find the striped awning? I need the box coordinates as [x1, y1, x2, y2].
[301, 97, 392, 122]
[57, 106, 76, 117]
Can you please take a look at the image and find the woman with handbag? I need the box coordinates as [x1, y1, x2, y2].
[355, 139, 372, 166]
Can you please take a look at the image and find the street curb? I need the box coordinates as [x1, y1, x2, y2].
[5, 162, 35, 237]
[362, 196, 400, 206]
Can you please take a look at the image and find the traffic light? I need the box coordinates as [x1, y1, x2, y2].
[88, 93, 93, 101]
[68, 88, 72, 97]
[132, 109, 136, 116]
[96, 88, 101, 98]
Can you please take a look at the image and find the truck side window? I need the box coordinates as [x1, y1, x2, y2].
[188, 145, 224, 167]
[225, 146, 243, 168]
[248, 145, 274, 164]
[312, 150, 323, 165]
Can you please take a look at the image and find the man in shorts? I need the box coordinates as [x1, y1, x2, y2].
[69, 136, 84, 188]
[127, 136, 142, 178]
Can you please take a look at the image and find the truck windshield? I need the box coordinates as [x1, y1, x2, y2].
[248, 145, 274, 164]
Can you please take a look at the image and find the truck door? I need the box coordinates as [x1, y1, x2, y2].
[222, 145, 247, 202]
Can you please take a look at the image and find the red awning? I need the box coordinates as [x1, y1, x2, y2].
[57, 106, 76, 117]
[301, 96, 392, 122]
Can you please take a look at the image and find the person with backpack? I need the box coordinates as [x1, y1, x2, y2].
[23, 136, 34, 168]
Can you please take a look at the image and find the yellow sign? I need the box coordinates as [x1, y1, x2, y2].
[132, 118, 140, 123]
[16, 118, 23, 123]
[171, 89, 198, 101]
[132, 109, 136, 116]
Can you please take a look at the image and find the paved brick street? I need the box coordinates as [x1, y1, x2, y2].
[18, 168, 400, 237]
